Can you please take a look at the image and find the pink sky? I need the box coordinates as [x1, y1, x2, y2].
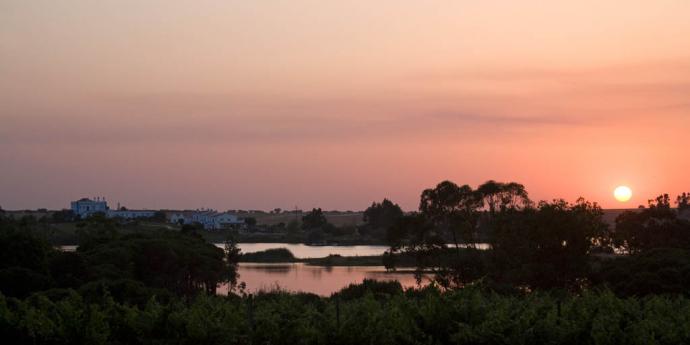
[1, 1, 689, 211]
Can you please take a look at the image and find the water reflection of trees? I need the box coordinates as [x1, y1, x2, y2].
[242, 264, 293, 275]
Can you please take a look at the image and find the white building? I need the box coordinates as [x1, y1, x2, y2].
[71, 198, 108, 218]
[70, 197, 157, 220]
[106, 209, 156, 219]
[170, 210, 244, 230]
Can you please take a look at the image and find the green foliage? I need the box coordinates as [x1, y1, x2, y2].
[477, 180, 531, 214]
[75, 214, 120, 252]
[389, 180, 604, 291]
[362, 199, 404, 239]
[614, 194, 690, 254]
[49, 252, 88, 289]
[2, 284, 690, 345]
[489, 198, 609, 291]
[80, 231, 229, 295]
[286, 219, 301, 235]
[0, 222, 55, 297]
[591, 248, 690, 296]
[302, 208, 329, 230]
[0, 215, 236, 298]
[0, 222, 54, 273]
[224, 236, 241, 290]
[52, 210, 76, 223]
[678, 192, 690, 211]
[243, 217, 257, 227]
[332, 279, 403, 301]
[300, 208, 338, 243]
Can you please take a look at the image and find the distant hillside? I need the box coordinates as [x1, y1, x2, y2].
[231, 211, 365, 226]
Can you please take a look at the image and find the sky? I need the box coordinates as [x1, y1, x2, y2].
[1, 0, 689, 211]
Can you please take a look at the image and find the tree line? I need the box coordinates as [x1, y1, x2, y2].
[368, 180, 690, 296]
[0, 214, 240, 301]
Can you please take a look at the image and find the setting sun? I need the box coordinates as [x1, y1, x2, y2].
[614, 186, 632, 202]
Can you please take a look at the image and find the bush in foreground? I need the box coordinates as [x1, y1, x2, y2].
[2, 283, 690, 345]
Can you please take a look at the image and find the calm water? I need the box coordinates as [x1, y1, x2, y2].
[219, 263, 427, 296]
[60, 243, 391, 256]
[60, 243, 478, 295]
[230, 243, 391, 258]
[62, 242, 489, 256]
[220, 242, 490, 257]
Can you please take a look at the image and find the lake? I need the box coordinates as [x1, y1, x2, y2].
[59, 243, 391, 257]
[219, 263, 426, 296]
[62, 242, 489, 257]
[225, 243, 392, 258]
[60, 243, 472, 295]
[219, 242, 490, 257]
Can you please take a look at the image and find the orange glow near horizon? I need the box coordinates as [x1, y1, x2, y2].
[1, 1, 689, 211]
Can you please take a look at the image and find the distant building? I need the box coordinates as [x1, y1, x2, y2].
[70, 198, 108, 218]
[170, 210, 244, 230]
[70, 197, 156, 220]
[106, 209, 156, 219]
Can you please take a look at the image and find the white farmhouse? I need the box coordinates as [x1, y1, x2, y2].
[71, 198, 108, 218]
[107, 209, 156, 219]
[70, 197, 157, 220]
[170, 210, 244, 230]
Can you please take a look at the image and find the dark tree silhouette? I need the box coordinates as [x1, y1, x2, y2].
[489, 198, 608, 291]
[677, 192, 690, 211]
[363, 199, 404, 230]
[386, 181, 486, 287]
[614, 194, 690, 254]
[477, 180, 531, 215]
[301, 208, 328, 230]
[362, 199, 404, 240]
[244, 217, 257, 227]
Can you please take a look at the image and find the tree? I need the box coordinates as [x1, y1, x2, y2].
[75, 213, 119, 252]
[301, 208, 329, 230]
[591, 248, 690, 297]
[286, 220, 301, 237]
[677, 192, 690, 212]
[224, 235, 241, 292]
[244, 217, 257, 227]
[614, 194, 690, 254]
[419, 181, 482, 250]
[362, 199, 403, 240]
[0, 220, 55, 297]
[477, 180, 531, 215]
[488, 198, 609, 291]
[49, 251, 89, 288]
[52, 209, 75, 223]
[307, 228, 325, 244]
[79, 231, 230, 296]
[363, 199, 404, 230]
[387, 180, 608, 291]
[386, 181, 485, 288]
